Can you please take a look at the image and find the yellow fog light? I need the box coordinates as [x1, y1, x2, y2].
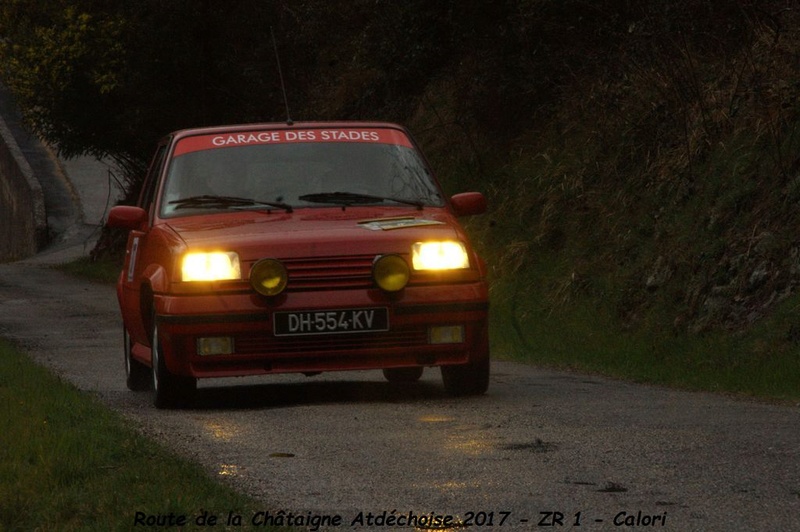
[429, 325, 465, 344]
[412, 241, 469, 270]
[182, 252, 241, 281]
[197, 337, 234, 356]
[250, 258, 288, 296]
[373, 254, 410, 292]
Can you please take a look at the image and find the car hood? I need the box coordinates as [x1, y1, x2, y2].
[163, 207, 465, 261]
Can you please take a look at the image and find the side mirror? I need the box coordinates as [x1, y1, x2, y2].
[450, 192, 487, 217]
[107, 205, 148, 231]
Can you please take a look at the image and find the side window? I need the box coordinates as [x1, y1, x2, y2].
[138, 144, 168, 214]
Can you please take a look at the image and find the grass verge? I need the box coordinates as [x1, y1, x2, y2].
[55, 255, 121, 284]
[0, 338, 275, 531]
[490, 276, 800, 404]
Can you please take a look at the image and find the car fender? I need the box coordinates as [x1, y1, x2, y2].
[141, 263, 170, 295]
[137, 264, 169, 338]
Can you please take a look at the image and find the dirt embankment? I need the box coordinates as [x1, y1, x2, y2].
[0, 106, 46, 262]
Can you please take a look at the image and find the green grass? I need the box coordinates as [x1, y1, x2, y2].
[0, 339, 278, 531]
[55, 256, 121, 284]
[490, 275, 800, 403]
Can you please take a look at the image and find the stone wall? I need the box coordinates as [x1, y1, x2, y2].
[0, 114, 46, 262]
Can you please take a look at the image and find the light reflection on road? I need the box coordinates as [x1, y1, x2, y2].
[202, 420, 240, 442]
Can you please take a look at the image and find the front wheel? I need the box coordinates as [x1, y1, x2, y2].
[441, 357, 490, 397]
[151, 320, 196, 409]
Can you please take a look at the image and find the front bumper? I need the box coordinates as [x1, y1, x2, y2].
[153, 283, 489, 378]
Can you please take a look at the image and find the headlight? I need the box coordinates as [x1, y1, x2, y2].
[181, 252, 241, 281]
[250, 258, 288, 296]
[373, 254, 410, 292]
[411, 241, 469, 270]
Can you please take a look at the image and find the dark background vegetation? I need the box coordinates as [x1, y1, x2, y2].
[2, 1, 799, 395]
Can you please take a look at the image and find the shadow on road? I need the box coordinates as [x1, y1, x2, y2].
[185, 376, 455, 411]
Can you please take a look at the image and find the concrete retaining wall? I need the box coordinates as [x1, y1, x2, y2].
[0, 113, 47, 262]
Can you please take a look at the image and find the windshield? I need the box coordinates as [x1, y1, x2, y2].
[160, 134, 444, 217]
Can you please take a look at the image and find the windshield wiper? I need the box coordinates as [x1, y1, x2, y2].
[298, 192, 424, 210]
[169, 195, 293, 213]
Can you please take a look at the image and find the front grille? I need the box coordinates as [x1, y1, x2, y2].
[283, 255, 376, 291]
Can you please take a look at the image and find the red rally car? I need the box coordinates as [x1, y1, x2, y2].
[107, 122, 490, 408]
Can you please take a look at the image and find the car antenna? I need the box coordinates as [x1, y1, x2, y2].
[271, 26, 293, 126]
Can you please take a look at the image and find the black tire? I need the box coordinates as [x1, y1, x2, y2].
[151, 320, 196, 409]
[124, 328, 151, 391]
[382, 366, 424, 383]
[441, 357, 490, 396]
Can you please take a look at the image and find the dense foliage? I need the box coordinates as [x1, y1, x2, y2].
[1, 1, 766, 179]
[0, 1, 295, 180]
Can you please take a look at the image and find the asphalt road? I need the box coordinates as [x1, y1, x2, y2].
[0, 254, 798, 531]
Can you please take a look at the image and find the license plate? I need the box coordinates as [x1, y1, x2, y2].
[273, 307, 389, 336]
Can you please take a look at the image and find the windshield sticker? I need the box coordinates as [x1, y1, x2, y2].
[359, 217, 445, 231]
[174, 128, 413, 156]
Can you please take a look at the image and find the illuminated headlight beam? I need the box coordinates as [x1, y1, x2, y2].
[412, 241, 469, 271]
[182, 251, 241, 281]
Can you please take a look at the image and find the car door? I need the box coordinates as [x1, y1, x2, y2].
[119, 142, 169, 346]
